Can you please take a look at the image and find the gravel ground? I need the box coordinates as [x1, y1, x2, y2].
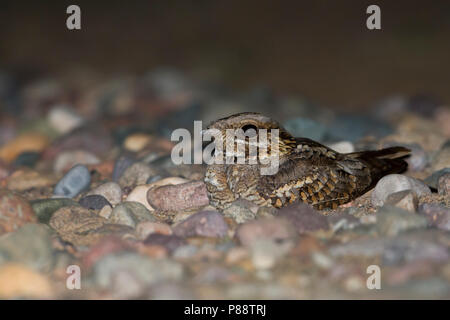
[0, 69, 449, 299]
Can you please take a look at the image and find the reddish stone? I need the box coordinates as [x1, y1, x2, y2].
[0, 189, 36, 235]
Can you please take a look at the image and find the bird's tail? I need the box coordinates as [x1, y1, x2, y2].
[347, 146, 410, 186]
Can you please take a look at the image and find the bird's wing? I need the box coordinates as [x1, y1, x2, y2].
[257, 147, 372, 209]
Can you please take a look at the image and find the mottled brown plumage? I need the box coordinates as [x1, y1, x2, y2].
[204, 112, 410, 211]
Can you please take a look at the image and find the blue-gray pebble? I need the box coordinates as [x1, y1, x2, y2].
[54, 164, 91, 198]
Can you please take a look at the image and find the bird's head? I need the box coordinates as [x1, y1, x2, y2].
[204, 112, 296, 161]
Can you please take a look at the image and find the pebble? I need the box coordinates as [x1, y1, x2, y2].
[371, 174, 431, 207]
[49, 206, 133, 246]
[418, 203, 450, 231]
[136, 221, 173, 240]
[48, 106, 84, 134]
[431, 144, 450, 171]
[30, 198, 79, 224]
[375, 206, 427, 237]
[13, 151, 41, 167]
[92, 253, 183, 297]
[112, 154, 136, 182]
[278, 203, 330, 234]
[0, 189, 36, 234]
[0, 224, 54, 271]
[53, 150, 100, 174]
[236, 217, 297, 247]
[147, 180, 209, 212]
[173, 211, 228, 238]
[4, 168, 55, 191]
[110, 201, 157, 228]
[424, 167, 450, 189]
[125, 184, 154, 211]
[123, 133, 152, 152]
[79, 195, 111, 210]
[87, 182, 123, 206]
[144, 234, 186, 253]
[405, 143, 429, 172]
[385, 190, 419, 212]
[0, 133, 49, 164]
[328, 141, 355, 154]
[438, 173, 450, 195]
[0, 263, 53, 299]
[223, 199, 258, 224]
[118, 162, 156, 190]
[98, 205, 113, 219]
[53, 164, 91, 198]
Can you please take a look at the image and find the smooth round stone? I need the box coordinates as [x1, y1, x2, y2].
[53, 150, 100, 174]
[48, 106, 84, 135]
[118, 162, 156, 189]
[123, 133, 152, 152]
[432, 145, 450, 171]
[0, 189, 36, 235]
[0, 224, 54, 272]
[4, 169, 55, 192]
[0, 264, 54, 299]
[126, 185, 153, 211]
[98, 205, 113, 219]
[328, 141, 354, 154]
[79, 195, 111, 210]
[87, 182, 122, 206]
[13, 151, 41, 168]
[53, 164, 91, 198]
[424, 168, 450, 189]
[173, 211, 228, 238]
[0, 133, 49, 164]
[112, 154, 136, 182]
[371, 174, 431, 207]
[385, 190, 419, 213]
[110, 201, 157, 228]
[30, 198, 80, 224]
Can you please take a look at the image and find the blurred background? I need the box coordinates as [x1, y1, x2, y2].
[1, 0, 450, 109]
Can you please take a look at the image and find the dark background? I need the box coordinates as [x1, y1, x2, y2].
[1, 0, 450, 109]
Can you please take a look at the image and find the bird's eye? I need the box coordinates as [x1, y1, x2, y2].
[241, 124, 257, 133]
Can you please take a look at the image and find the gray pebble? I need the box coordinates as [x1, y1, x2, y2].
[110, 201, 157, 228]
[87, 182, 122, 206]
[424, 167, 450, 189]
[53, 164, 91, 198]
[371, 174, 431, 207]
[79, 195, 111, 210]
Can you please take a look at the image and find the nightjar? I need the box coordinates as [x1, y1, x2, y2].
[204, 112, 410, 211]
